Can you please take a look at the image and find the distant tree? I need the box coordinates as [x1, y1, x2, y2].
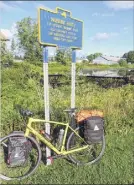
[127, 51, 134, 64]
[87, 52, 102, 62]
[122, 51, 134, 64]
[119, 59, 128, 67]
[55, 50, 65, 65]
[87, 54, 94, 62]
[1, 41, 6, 55]
[93, 52, 102, 59]
[1, 41, 13, 65]
[11, 38, 16, 57]
[15, 55, 20, 60]
[64, 48, 72, 62]
[16, 17, 42, 62]
[122, 52, 128, 59]
[55, 48, 71, 65]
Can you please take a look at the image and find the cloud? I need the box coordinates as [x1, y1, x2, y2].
[92, 12, 114, 17]
[1, 23, 17, 39]
[0, 29, 12, 39]
[34, 3, 53, 11]
[90, 32, 119, 41]
[0, 1, 24, 12]
[104, 1, 134, 10]
[123, 27, 129, 30]
[102, 13, 114, 17]
[1, 28, 13, 50]
[0, 1, 13, 11]
[16, 1, 23, 4]
[92, 12, 99, 17]
[123, 27, 129, 34]
[1, 23, 19, 53]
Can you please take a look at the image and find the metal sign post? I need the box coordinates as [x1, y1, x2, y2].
[43, 47, 51, 165]
[71, 49, 76, 109]
[38, 6, 83, 166]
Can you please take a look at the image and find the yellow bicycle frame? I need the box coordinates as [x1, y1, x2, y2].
[25, 118, 88, 155]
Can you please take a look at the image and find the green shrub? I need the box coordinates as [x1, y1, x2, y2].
[1, 51, 14, 66]
[119, 59, 128, 67]
[1, 59, 133, 185]
[1, 62, 133, 136]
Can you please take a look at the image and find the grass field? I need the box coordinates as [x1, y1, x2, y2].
[1, 131, 133, 184]
[1, 62, 134, 184]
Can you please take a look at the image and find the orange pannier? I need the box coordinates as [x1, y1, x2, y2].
[75, 110, 104, 123]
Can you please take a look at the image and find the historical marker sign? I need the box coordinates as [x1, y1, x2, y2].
[38, 7, 83, 49]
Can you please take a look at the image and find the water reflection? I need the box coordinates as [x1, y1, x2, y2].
[79, 68, 134, 77]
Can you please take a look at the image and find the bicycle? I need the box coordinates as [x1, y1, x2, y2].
[0, 108, 105, 181]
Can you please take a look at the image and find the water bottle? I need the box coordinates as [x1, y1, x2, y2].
[58, 129, 64, 148]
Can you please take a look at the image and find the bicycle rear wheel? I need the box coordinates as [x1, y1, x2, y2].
[66, 127, 105, 165]
[0, 132, 41, 181]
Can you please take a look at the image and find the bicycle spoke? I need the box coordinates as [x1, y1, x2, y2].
[1, 142, 8, 147]
[0, 134, 41, 180]
[67, 127, 105, 165]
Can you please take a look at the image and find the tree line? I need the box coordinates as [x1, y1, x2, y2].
[1, 17, 134, 65]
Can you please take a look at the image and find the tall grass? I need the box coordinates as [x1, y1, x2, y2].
[1, 62, 133, 184]
[1, 62, 134, 135]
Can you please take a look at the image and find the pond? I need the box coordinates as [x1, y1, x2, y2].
[79, 68, 134, 78]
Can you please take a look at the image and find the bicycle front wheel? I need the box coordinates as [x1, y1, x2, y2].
[66, 127, 105, 165]
[0, 132, 41, 181]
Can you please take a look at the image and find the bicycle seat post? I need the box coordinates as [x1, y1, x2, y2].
[64, 108, 77, 129]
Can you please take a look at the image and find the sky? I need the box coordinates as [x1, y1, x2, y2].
[0, 1, 134, 57]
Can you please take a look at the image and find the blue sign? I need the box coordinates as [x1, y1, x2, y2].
[38, 7, 83, 49]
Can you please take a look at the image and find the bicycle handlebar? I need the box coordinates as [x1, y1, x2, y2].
[14, 104, 34, 117]
[20, 109, 34, 117]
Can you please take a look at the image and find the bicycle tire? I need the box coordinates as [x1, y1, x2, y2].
[66, 127, 105, 165]
[0, 132, 42, 181]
